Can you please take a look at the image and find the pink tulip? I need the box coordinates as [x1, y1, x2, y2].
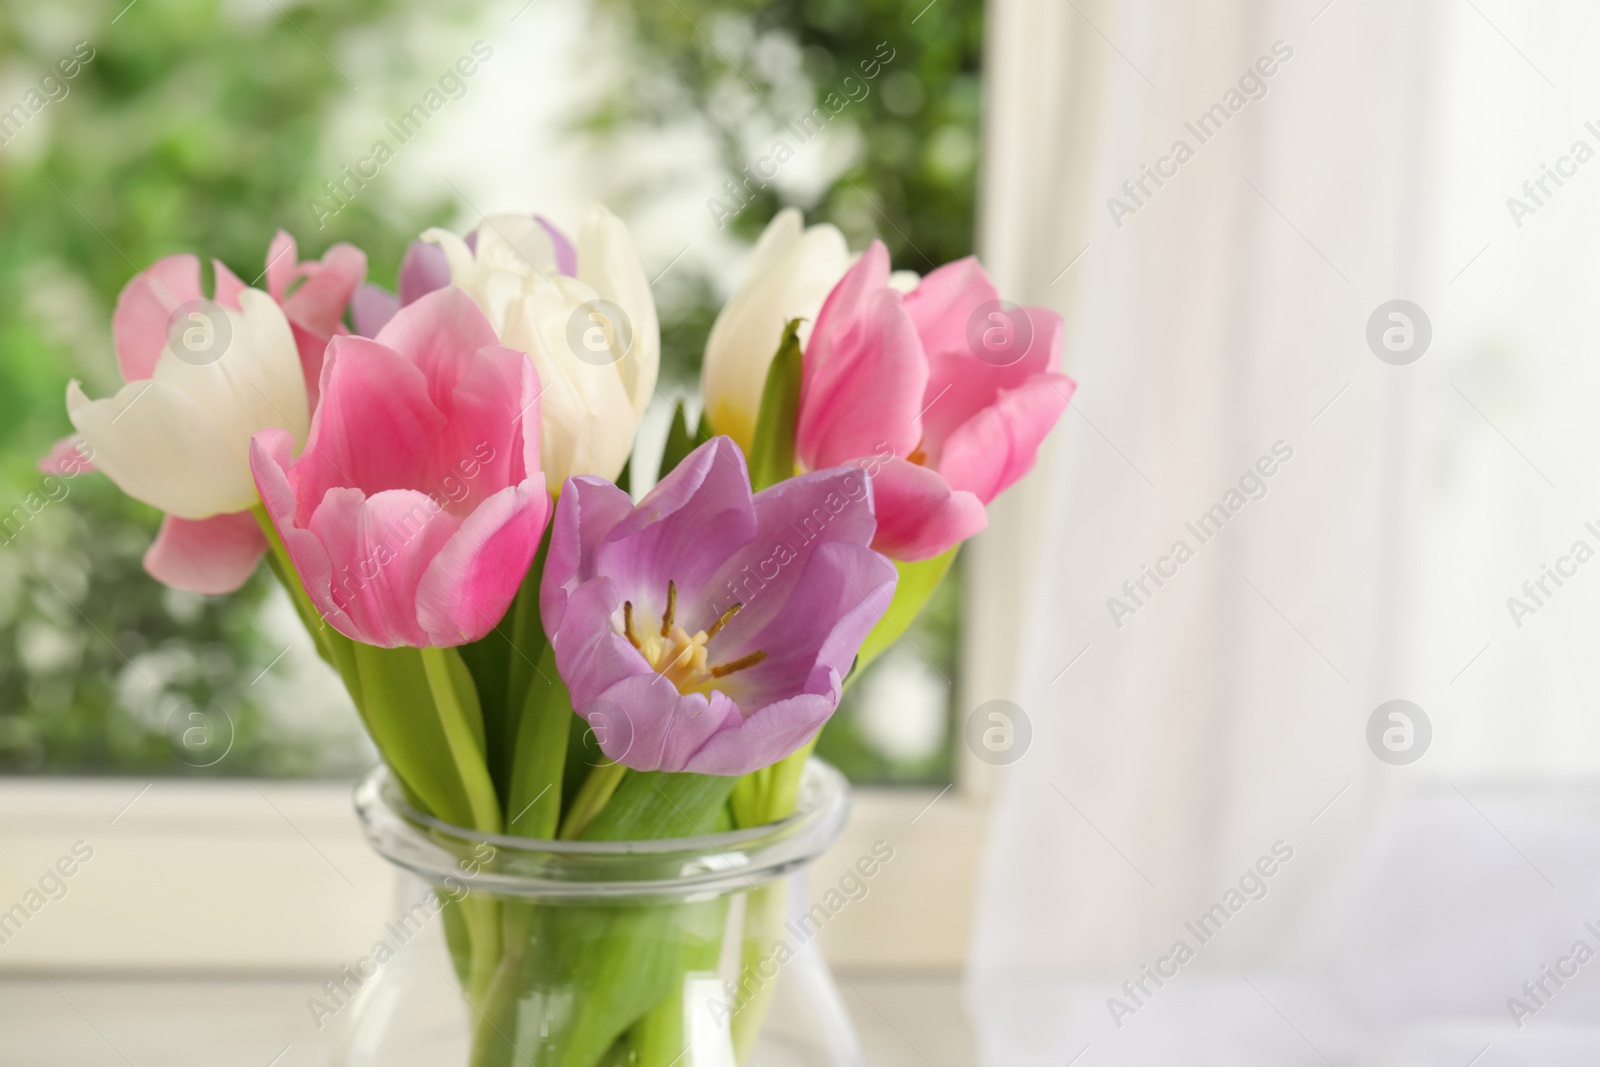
[43, 233, 366, 595]
[797, 243, 1075, 560]
[251, 288, 550, 648]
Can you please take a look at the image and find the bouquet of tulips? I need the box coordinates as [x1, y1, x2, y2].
[48, 205, 1072, 1063]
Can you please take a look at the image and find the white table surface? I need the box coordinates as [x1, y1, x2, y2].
[0, 970, 974, 1067]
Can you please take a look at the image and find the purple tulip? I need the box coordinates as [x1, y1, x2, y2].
[540, 437, 897, 775]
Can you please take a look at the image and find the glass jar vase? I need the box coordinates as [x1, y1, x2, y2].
[329, 759, 862, 1067]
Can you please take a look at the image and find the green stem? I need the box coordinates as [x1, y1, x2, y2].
[729, 765, 767, 828]
[758, 739, 816, 825]
[626, 896, 733, 1065]
[730, 879, 788, 1060]
[420, 646, 502, 835]
[558, 761, 628, 840]
[458, 893, 502, 1005]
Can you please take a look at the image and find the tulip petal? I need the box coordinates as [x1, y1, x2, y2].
[702, 208, 850, 452]
[536, 214, 578, 276]
[679, 691, 836, 776]
[700, 464, 878, 640]
[362, 288, 536, 506]
[920, 306, 1065, 461]
[578, 205, 659, 421]
[547, 576, 650, 708]
[867, 458, 988, 561]
[240, 289, 312, 433]
[212, 259, 247, 311]
[797, 284, 927, 470]
[112, 255, 204, 382]
[521, 301, 640, 489]
[416, 480, 549, 645]
[265, 231, 299, 303]
[805, 241, 892, 367]
[282, 242, 366, 338]
[306, 488, 462, 648]
[938, 373, 1074, 504]
[900, 256, 997, 360]
[149, 289, 310, 472]
[540, 475, 636, 635]
[69, 378, 252, 519]
[593, 437, 757, 613]
[712, 539, 896, 713]
[290, 320, 332, 412]
[473, 215, 562, 277]
[375, 285, 503, 379]
[253, 426, 340, 626]
[351, 284, 400, 337]
[588, 672, 744, 773]
[298, 335, 443, 522]
[401, 240, 453, 306]
[143, 511, 266, 595]
[39, 435, 94, 477]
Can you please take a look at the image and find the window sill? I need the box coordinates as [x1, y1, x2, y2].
[0, 776, 981, 972]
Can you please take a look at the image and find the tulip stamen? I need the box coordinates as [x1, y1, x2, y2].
[622, 601, 641, 650]
[705, 602, 743, 640]
[624, 587, 760, 691]
[710, 650, 767, 678]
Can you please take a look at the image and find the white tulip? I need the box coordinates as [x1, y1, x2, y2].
[424, 206, 659, 491]
[67, 289, 309, 520]
[702, 208, 851, 452]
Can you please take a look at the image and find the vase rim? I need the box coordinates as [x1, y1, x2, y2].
[353, 758, 851, 900]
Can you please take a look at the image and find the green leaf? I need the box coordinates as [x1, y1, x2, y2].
[420, 645, 502, 834]
[581, 771, 738, 842]
[500, 527, 553, 799]
[851, 545, 959, 682]
[503, 644, 574, 839]
[561, 705, 604, 814]
[747, 318, 804, 491]
[351, 644, 478, 828]
[658, 399, 698, 480]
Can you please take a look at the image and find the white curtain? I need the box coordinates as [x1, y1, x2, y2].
[968, 1, 1600, 1063]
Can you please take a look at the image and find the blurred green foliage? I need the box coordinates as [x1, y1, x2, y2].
[0, 0, 474, 775]
[585, 0, 984, 387]
[0, 475, 316, 775]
